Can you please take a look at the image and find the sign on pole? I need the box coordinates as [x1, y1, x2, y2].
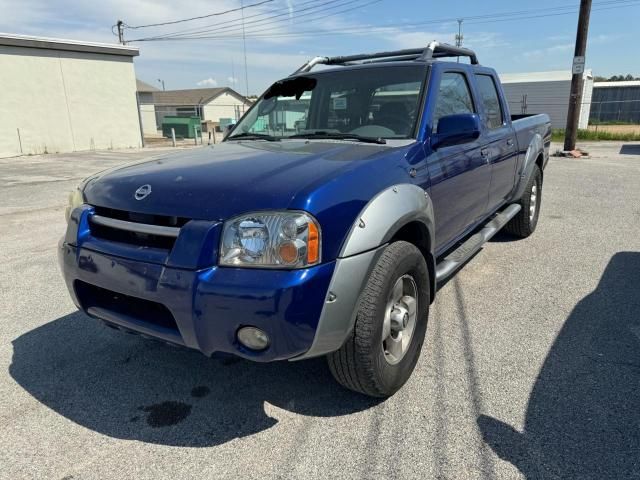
[572, 56, 586, 75]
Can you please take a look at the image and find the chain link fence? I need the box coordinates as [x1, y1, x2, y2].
[139, 102, 251, 148]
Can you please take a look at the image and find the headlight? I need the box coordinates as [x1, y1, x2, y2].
[65, 188, 84, 222]
[220, 211, 321, 269]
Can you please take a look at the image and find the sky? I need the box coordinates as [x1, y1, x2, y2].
[1, 0, 639, 95]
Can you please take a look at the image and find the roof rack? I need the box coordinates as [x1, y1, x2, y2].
[292, 41, 478, 74]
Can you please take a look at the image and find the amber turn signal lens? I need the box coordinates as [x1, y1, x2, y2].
[307, 221, 319, 264]
[278, 241, 299, 264]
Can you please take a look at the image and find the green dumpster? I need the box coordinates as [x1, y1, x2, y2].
[161, 116, 201, 139]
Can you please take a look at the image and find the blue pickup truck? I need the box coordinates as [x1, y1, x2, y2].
[60, 43, 550, 397]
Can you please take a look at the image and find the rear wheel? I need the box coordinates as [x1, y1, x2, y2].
[504, 165, 542, 238]
[327, 241, 429, 397]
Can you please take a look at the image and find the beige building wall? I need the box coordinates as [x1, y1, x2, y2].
[139, 103, 158, 136]
[0, 45, 141, 158]
[203, 92, 251, 123]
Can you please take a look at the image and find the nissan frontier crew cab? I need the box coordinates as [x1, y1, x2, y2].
[60, 42, 551, 397]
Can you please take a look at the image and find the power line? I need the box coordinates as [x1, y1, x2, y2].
[132, 0, 322, 41]
[128, 0, 640, 42]
[120, 0, 274, 30]
[464, 0, 635, 25]
[181, 0, 383, 39]
[129, 0, 373, 42]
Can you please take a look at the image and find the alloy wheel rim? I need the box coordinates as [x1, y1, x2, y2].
[529, 184, 538, 221]
[382, 275, 418, 365]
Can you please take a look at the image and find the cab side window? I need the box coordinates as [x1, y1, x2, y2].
[432, 72, 475, 132]
[475, 74, 504, 129]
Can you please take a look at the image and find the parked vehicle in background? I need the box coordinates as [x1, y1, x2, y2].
[60, 42, 550, 397]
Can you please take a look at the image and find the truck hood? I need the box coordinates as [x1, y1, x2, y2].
[82, 141, 395, 221]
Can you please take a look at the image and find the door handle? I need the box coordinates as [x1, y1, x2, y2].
[506, 138, 515, 147]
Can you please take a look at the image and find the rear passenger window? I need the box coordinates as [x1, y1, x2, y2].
[475, 75, 504, 129]
[432, 72, 474, 132]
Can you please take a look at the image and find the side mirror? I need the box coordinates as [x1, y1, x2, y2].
[222, 123, 235, 140]
[431, 113, 481, 149]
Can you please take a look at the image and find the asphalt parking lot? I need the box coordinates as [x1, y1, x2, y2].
[1, 142, 639, 479]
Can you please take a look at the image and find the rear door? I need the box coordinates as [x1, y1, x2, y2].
[473, 73, 518, 215]
[424, 68, 491, 252]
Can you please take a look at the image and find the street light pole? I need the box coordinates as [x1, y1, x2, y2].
[157, 79, 165, 91]
[564, 0, 592, 152]
[240, 0, 250, 98]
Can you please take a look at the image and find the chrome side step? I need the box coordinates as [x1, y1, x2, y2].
[435, 204, 521, 283]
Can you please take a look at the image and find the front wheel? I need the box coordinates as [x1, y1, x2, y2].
[327, 241, 430, 397]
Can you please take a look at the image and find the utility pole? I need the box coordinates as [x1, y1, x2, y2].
[564, 0, 592, 151]
[455, 19, 463, 47]
[157, 79, 165, 91]
[116, 20, 125, 44]
[455, 19, 463, 63]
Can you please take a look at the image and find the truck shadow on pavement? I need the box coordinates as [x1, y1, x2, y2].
[619, 144, 640, 155]
[10, 314, 380, 447]
[477, 251, 640, 479]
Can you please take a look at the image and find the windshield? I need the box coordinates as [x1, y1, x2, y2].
[228, 65, 426, 141]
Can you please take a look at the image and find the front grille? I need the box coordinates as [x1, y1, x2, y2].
[88, 206, 190, 250]
[75, 281, 179, 332]
[89, 221, 177, 249]
[93, 206, 190, 228]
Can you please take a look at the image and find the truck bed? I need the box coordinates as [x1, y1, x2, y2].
[511, 113, 551, 129]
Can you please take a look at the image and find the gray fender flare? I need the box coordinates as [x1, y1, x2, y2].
[513, 133, 543, 200]
[339, 184, 435, 258]
[292, 184, 435, 360]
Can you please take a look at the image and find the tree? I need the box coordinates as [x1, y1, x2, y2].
[595, 74, 640, 82]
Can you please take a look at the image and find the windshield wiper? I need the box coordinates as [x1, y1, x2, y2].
[227, 132, 280, 142]
[288, 132, 387, 145]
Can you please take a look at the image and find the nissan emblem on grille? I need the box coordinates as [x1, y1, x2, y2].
[134, 184, 152, 200]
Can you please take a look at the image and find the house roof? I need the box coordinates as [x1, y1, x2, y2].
[499, 69, 593, 84]
[0, 32, 139, 57]
[152, 87, 248, 106]
[594, 80, 640, 88]
[136, 79, 159, 92]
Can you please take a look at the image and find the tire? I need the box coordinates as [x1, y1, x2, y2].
[504, 165, 542, 238]
[327, 241, 430, 397]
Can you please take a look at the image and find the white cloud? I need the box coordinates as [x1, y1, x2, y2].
[521, 33, 622, 60]
[197, 77, 217, 86]
[523, 42, 573, 59]
[227, 76, 238, 84]
[385, 29, 502, 51]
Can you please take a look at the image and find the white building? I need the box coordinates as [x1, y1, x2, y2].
[499, 70, 594, 129]
[136, 79, 160, 136]
[152, 88, 252, 128]
[0, 33, 142, 158]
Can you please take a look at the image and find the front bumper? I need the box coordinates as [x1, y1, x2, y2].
[59, 207, 335, 361]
